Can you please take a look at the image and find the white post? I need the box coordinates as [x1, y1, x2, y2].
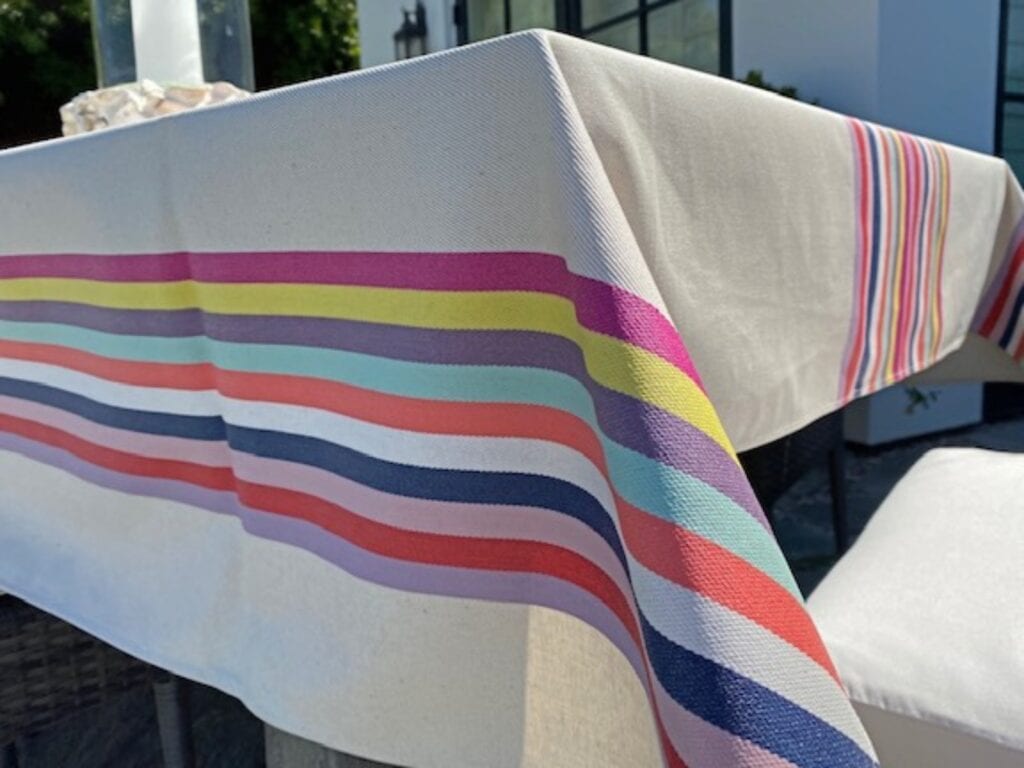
[130, 0, 205, 85]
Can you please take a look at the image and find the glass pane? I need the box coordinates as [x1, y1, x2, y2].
[91, 0, 137, 86]
[198, 0, 255, 91]
[1003, 102, 1024, 183]
[467, 0, 506, 42]
[510, 0, 556, 32]
[587, 18, 640, 54]
[581, 0, 637, 28]
[648, 0, 720, 74]
[1006, 0, 1024, 93]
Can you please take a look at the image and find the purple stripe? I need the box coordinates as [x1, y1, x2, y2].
[0, 302, 765, 528]
[0, 250, 702, 386]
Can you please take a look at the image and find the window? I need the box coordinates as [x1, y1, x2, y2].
[456, 0, 732, 76]
[998, 0, 1024, 178]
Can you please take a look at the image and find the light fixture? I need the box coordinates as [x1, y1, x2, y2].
[393, 2, 428, 60]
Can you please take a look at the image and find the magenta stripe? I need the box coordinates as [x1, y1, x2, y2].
[0, 250, 703, 388]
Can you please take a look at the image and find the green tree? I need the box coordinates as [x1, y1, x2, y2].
[250, 0, 359, 89]
[0, 0, 94, 146]
[0, 0, 359, 149]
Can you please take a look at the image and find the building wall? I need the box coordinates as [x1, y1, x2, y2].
[733, 0, 1001, 151]
[732, 0, 881, 119]
[877, 0, 1000, 152]
[356, 0, 457, 69]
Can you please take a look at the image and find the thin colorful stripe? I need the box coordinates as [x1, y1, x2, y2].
[0, 249, 877, 767]
[840, 119, 951, 401]
[973, 214, 1024, 360]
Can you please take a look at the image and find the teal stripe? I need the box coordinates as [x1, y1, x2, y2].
[0, 319, 797, 594]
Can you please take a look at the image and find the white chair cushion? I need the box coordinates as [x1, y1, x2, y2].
[808, 447, 1024, 768]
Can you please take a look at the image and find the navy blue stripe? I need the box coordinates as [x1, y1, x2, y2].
[0, 376, 629, 569]
[226, 424, 628, 567]
[0, 377, 226, 440]
[641, 615, 877, 768]
[998, 285, 1024, 350]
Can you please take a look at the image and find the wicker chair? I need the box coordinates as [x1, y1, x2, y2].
[738, 410, 850, 554]
[0, 596, 194, 768]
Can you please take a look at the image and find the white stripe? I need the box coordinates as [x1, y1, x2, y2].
[629, 558, 875, 755]
[0, 358, 222, 415]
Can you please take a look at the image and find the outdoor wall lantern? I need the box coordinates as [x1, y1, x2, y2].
[393, 3, 429, 60]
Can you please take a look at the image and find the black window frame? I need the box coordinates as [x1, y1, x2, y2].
[996, 0, 1024, 155]
[455, 0, 733, 76]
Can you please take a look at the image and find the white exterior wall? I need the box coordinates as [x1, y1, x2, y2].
[733, 0, 881, 119]
[357, 0, 457, 69]
[877, 0, 1001, 152]
[733, 0, 1001, 151]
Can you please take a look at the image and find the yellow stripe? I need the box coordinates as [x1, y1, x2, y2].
[0, 278, 735, 456]
[885, 131, 908, 381]
[931, 146, 951, 359]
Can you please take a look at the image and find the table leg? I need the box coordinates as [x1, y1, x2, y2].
[153, 674, 196, 768]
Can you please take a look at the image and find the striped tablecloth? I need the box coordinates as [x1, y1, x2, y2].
[0, 30, 1020, 768]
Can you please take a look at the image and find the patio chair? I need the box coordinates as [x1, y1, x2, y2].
[738, 410, 850, 553]
[0, 595, 195, 768]
[808, 447, 1024, 767]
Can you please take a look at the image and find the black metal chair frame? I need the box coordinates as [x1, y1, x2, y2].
[0, 596, 194, 768]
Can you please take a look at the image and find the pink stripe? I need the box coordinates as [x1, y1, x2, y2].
[0, 395, 228, 466]
[0, 249, 703, 389]
[0, 394, 634, 602]
[840, 119, 871, 400]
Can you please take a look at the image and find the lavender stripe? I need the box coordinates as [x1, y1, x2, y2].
[0, 432, 646, 681]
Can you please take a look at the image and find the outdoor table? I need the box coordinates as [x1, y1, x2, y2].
[0, 30, 1021, 768]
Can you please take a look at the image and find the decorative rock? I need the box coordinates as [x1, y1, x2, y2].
[60, 80, 250, 136]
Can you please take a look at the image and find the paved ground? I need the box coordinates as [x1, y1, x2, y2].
[8, 416, 1023, 766]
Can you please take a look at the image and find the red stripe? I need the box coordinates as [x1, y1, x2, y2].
[0, 412, 233, 490]
[0, 338, 215, 390]
[978, 239, 1024, 337]
[615, 493, 840, 682]
[842, 120, 873, 398]
[0, 337, 610, 473]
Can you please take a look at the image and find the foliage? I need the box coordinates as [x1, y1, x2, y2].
[0, 0, 94, 145]
[741, 69, 802, 101]
[250, 0, 359, 89]
[0, 0, 360, 148]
